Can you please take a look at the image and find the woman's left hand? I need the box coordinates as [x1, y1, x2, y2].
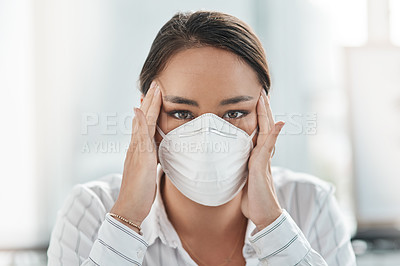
[241, 89, 285, 232]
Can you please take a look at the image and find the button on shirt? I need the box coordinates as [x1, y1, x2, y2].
[47, 164, 357, 265]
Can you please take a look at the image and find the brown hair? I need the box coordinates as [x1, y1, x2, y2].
[138, 10, 271, 96]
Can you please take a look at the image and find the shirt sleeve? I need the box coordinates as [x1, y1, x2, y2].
[47, 183, 149, 266]
[248, 184, 357, 266]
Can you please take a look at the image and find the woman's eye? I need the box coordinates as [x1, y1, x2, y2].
[223, 111, 248, 119]
[168, 110, 194, 120]
[167, 110, 248, 120]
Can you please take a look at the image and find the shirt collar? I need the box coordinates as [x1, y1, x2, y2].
[141, 163, 257, 255]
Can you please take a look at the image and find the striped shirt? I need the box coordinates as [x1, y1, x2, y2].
[47, 164, 357, 265]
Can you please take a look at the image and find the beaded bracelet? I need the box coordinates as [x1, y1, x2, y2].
[109, 212, 142, 235]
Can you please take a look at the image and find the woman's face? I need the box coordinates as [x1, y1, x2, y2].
[148, 46, 262, 159]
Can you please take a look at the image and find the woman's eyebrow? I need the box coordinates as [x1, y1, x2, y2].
[163, 95, 199, 107]
[163, 95, 254, 107]
[219, 95, 254, 105]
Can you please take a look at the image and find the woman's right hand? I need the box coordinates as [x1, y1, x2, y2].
[110, 80, 162, 233]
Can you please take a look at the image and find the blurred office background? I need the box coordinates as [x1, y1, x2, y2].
[1, 0, 400, 265]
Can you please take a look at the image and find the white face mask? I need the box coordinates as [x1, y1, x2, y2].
[156, 112, 258, 206]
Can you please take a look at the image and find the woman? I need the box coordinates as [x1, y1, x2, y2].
[47, 10, 357, 266]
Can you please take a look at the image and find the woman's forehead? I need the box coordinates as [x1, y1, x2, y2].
[157, 47, 261, 101]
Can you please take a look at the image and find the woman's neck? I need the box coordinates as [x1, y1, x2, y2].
[161, 173, 248, 240]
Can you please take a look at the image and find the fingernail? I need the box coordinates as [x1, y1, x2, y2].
[262, 89, 267, 96]
[150, 80, 156, 89]
[155, 84, 160, 95]
[260, 95, 265, 103]
[134, 107, 138, 115]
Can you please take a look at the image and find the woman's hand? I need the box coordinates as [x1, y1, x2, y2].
[110, 80, 162, 231]
[241, 89, 285, 232]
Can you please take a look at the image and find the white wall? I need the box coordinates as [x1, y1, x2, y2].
[346, 0, 400, 226]
[0, 0, 38, 248]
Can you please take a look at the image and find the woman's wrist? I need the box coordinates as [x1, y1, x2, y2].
[255, 207, 283, 232]
[110, 201, 144, 235]
[111, 198, 145, 224]
[110, 214, 142, 235]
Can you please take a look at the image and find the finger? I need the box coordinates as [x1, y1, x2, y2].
[256, 94, 269, 145]
[131, 107, 141, 139]
[129, 109, 140, 152]
[262, 122, 285, 157]
[136, 107, 151, 140]
[261, 89, 275, 132]
[140, 80, 158, 115]
[133, 107, 152, 153]
[146, 83, 162, 137]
